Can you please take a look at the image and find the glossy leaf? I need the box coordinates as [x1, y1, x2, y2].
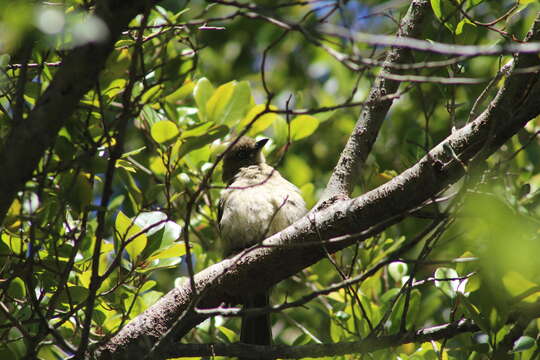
[115, 211, 148, 262]
[290, 115, 319, 141]
[240, 104, 282, 136]
[193, 77, 214, 121]
[151, 120, 180, 143]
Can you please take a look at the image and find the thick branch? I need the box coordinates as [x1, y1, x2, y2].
[321, 0, 431, 201]
[95, 13, 540, 359]
[0, 0, 161, 224]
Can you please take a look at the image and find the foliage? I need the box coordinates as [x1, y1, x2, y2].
[0, 0, 540, 359]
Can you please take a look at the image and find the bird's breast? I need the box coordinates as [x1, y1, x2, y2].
[219, 168, 306, 252]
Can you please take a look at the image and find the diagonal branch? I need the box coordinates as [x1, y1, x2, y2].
[321, 0, 431, 202]
[95, 12, 540, 359]
[0, 0, 162, 224]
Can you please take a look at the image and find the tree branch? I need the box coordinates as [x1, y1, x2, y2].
[321, 0, 431, 201]
[0, 0, 161, 224]
[162, 320, 478, 359]
[95, 12, 540, 359]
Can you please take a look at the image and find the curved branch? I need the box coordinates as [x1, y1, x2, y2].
[0, 0, 161, 224]
[321, 0, 431, 201]
[95, 13, 540, 359]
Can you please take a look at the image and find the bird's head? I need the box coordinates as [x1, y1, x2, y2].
[222, 136, 268, 183]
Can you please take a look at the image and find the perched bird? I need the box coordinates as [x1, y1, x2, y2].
[219, 136, 307, 349]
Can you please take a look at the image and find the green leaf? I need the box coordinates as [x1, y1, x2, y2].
[513, 336, 535, 352]
[141, 105, 162, 128]
[141, 84, 163, 103]
[165, 79, 195, 104]
[193, 77, 214, 121]
[434, 267, 460, 298]
[115, 211, 148, 262]
[206, 81, 235, 121]
[218, 326, 236, 342]
[58, 286, 89, 305]
[60, 171, 93, 215]
[272, 114, 289, 145]
[151, 120, 180, 143]
[290, 115, 319, 141]
[502, 271, 540, 302]
[388, 262, 408, 283]
[175, 125, 228, 160]
[459, 294, 490, 333]
[134, 211, 168, 236]
[430, 0, 442, 20]
[206, 80, 253, 125]
[240, 104, 282, 136]
[181, 122, 214, 139]
[7, 277, 26, 299]
[148, 243, 186, 261]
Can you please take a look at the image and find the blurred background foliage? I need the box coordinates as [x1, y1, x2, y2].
[1, 0, 540, 359]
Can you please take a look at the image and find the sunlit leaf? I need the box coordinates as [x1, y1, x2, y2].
[502, 271, 540, 302]
[206, 80, 253, 125]
[513, 336, 535, 352]
[115, 211, 147, 262]
[134, 211, 168, 236]
[7, 277, 25, 299]
[388, 261, 408, 283]
[240, 104, 282, 136]
[165, 79, 195, 104]
[148, 243, 186, 261]
[434, 267, 460, 298]
[193, 77, 214, 121]
[290, 115, 319, 141]
[151, 120, 180, 143]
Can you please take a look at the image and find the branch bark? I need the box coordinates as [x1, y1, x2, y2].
[0, 0, 161, 224]
[321, 0, 431, 201]
[95, 12, 540, 359]
[163, 320, 479, 358]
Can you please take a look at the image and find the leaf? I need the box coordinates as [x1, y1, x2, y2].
[115, 211, 148, 262]
[434, 267, 460, 298]
[57, 286, 89, 305]
[513, 336, 535, 352]
[149, 155, 167, 176]
[175, 125, 228, 160]
[218, 326, 236, 342]
[141, 84, 163, 103]
[148, 243, 186, 261]
[133, 211, 168, 236]
[206, 80, 253, 125]
[165, 79, 195, 104]
[181, 122, 214, 138]
[151, 120, 180, 143]
[272, 115, 289, 145]
[502, 271, 540, 302]
[7, 277, 26, 299]
[206, 81, 235, 121]
[290, 115, 319, 141]
[388, 262, 408, 283]
[459, 294, 490, 333]
[142, 218, 182, 256]
[193, 77, 214, 121]
[60, 171, 93, 215]
[430, 0, 442, 20]
[240, 104, 282, 136]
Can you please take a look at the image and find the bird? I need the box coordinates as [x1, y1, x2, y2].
[218, 136, 307, 351]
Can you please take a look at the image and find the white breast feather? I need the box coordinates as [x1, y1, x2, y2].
[220, 164, 307, 252]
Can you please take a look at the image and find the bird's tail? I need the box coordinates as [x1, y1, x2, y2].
[240, 291, 271, 358]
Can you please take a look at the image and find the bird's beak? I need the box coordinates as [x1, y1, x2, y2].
[255, 138, 269, 150]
